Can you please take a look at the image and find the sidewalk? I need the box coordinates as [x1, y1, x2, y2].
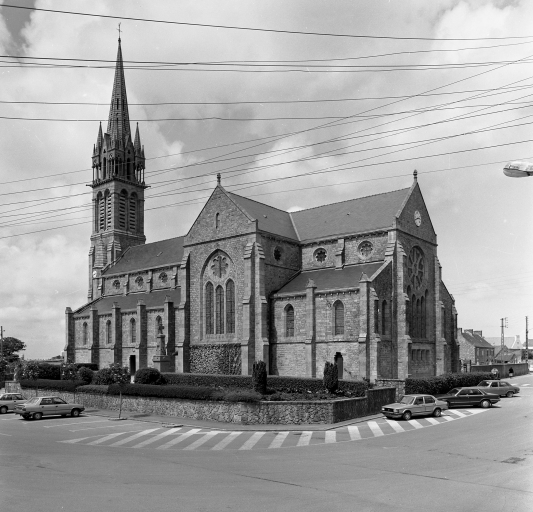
[83, 407, 385, 432]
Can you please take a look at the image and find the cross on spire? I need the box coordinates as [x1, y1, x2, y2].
[117, 22, 122, 41]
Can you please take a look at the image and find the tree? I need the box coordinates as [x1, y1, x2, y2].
[108, 363, 130, 419]
[61, 362, 80, 402]
[1, 337, 26, 363]
[20, 360, 41, 397]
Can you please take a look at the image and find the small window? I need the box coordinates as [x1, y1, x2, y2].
[314, 248, 327, 263]
[273, 246, 282, 262]
[334, 301, 344, 335]
[159, 272, 168, 283]
[113, 280, 121, 290]
[135, 276, 144, 288]
[414, 397, 423, 405]
[215, 212, 220, 229]
[424, 396, 435, 404]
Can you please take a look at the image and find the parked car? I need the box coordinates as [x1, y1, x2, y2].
[0, 393, 28, 414]
[437, 387, 500, 408]
[476, 380, 520, 398]
[14, 396, 85, 420]
[381, 394, 449, 421]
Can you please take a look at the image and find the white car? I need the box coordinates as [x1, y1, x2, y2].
[0, 392, 28, 414]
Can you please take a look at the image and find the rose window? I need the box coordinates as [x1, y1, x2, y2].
[314, 248, 327, 263]
[211, 254, 228, 279]
[113, 280, 121, 290]
[135, 276, 144, 288]
[407, 246, 426, 289]
[358, 241, 373, 259]
[159, 272, 168, 283]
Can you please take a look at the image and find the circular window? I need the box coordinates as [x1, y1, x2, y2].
[314, 248, 327, 263]
[159, 272, 168, 283]
[273, 246, 283, 262]
[112, 279, 121, 290]
[358, 241, 373, 259]
[135, 276, 144, 288]
[407, 246, 426, 289]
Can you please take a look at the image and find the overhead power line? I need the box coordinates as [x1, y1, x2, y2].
[2, 4, 532, 41]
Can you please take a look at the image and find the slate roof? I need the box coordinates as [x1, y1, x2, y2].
[226, 192, 298, 240]
[289, 188, 411, 241]
[104, 236, 184, 275]
[74, 288, 181, 316]
[461, 330, 495, 349]
[227, 187, 411, 242]
[274, 262, 385, 295]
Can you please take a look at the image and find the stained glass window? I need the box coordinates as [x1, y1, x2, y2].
[205, 282, 214, 334]
[226, 280, 235, 334]
[286, 305, 294, 337]
[334, 301, 344, 335]
[215, 286, 224, 334]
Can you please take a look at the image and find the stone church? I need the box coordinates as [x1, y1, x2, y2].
[64, 40, 459, 382]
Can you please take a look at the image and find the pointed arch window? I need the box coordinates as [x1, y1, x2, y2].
[215, 212, 220, 229]
[374, 300, 380, 334]
[106, 320, 112, 345]
[82, 322, 88, 345]
[226, 280, 235, 334]
[205, 282, 214, 334]
[215, 285, 224, 334]
[334, 301, 344, 335]
[382, 300, 390, 336]
[106, 191, 112, 230]
[286, 305, 294, 337]
[130, 318, 136, 344]
[411, 294, 416, 338]
[156, 316, 163, 335]
[119, 190, 127, 229]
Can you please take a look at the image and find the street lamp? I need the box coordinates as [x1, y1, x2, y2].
[503, 161, 533, 178]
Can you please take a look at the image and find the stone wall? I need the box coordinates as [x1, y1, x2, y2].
[28, 387, 396, 425]
[376, 379, 405, 401]
[471, 362, 528, 377]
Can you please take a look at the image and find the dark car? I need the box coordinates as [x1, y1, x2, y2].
[437, 387, 500, 408]
[477, 380, 520, 398]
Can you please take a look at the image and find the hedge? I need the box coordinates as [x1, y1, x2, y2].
[161, 373, 369, 397]
[19, 379, 84, 392]
[405, 372, 494, 395]
[107, 383, 224, 401]
[74, 363, 99, 371]
[77, 385, 109, 395]
[36, 363, 61, 380]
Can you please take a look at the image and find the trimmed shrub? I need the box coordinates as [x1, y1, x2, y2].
[106, 383, 223, 401]
[19, 379, 83, 392]
[252, 361, 267, 394]
[77, 384, 109, 394]
[222, 390, 262, 403]
[134, 367, 166, 385]
[61, 363, 78, 381]
[323, 362, 338, 393]
[92, 367, 117, 385]
[405, 372, 494, 395]
[76, 367, 94, 385]
[75, 363, 99, 371]
[34, 363, 61, 380]
[161, 373, 369, 397]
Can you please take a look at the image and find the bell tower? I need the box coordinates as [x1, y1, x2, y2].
[88, 37, 147, 300]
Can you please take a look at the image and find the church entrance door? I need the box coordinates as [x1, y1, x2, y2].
[129, 355, 137, 375]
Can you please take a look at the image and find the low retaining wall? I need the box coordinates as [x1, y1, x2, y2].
[471, 362, 529, 378]
[376, 379, 405, 401]
[21, 387, 396, 425]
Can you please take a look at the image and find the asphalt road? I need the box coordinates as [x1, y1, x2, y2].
[1, 375, 532, 512]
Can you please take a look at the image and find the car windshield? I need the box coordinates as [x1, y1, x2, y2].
[399, 396, 415, 404]
[478, 381, 489, 386]
[448, 388, 460, 395]
[24, 397, 40, 405]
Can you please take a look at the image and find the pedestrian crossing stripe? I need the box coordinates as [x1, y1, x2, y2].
[58, 408, 487, 452]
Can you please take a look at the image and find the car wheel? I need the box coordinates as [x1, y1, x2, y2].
[433, 408, 442, 417]
[506, 391, 514, 398]
[402, 411, 412, 421]
[33, 412, 43, 420]
[0, 406, 8, 414]
[21, 414, 30, 420]
[71, 409, 81, 418]
[480, 399, 490, 409]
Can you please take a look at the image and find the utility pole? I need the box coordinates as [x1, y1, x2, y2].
[500, 317, 508, 363]
[0, 325, 3, 360]
[526, 316, 529, 363]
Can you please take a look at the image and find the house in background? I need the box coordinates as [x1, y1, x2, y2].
[457, 329, 495, 365]
[494, 346, 521, 364]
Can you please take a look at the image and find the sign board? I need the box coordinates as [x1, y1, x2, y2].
[4, 381, 22, 394]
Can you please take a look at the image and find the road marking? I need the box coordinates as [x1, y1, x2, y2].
[132, 427, 182, 448]
[157, 428, 201, 450]
[450, 410, 467, 418]
[0, 417, 19, 421]
[212, 431, 242, 450]
[424, 418, 441, 425]
[383, 419, 405, 433]
[368, 421, 385, 437]
[239, 431, 266, 450]
[268, 431, 289, 449]
[348, 426, 361, 440]
[296, 431, 313, 447]
[441, 415, 454, 421]
[184, 431, 222, 451]
[0, 432, 12, 436]
[325, 431, 336, 444]
[87, 432, 125, 445]
[70, 423, 140, 432]
[43, 420, 109, 428]
[407, 419, 424, 429]
[108, 428, 160, 447]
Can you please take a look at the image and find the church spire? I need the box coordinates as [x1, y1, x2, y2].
[107, 38, 131, 147]
[134, 122, 141, 154]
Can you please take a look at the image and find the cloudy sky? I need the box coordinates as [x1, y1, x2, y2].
[0, 0, 532, 359]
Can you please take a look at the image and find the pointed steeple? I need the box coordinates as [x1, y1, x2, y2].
[107, 38, 131, 147]
[134, 122, 142, 154]
[96, 122, 103, 149]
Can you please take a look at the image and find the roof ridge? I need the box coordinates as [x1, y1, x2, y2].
[227, 191, 291, 216]
[128, 235, 184, 250]
[289, 187, 411, 215]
